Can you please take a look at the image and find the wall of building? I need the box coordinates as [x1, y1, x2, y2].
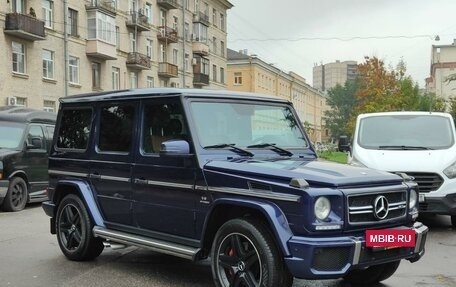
[427, 44, 456, 101]
[312, 60, 357, 92]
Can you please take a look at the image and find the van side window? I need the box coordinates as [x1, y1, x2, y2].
[99, 104, 135, 153]
[27, 125, 45, 149]
[57, 109, 92, 150]
[142, 102, 186, 154]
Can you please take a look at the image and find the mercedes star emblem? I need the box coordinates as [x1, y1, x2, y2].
[373, 195, 389, 220]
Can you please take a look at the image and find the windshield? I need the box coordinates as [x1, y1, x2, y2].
[358, 115, 454, 150]
[0, 122, 25, 149]
[190, 101, 308, 149]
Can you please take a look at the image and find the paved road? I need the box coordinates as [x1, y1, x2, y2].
[1, 204, 455, 287]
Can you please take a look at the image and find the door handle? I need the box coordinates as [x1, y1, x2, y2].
[134, 178, 148, 185]
[89, 173, 101, 180]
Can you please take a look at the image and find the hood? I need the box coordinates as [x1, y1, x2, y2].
[354, 148, 456, 172]
[204, 158, 401, 188]
[0, 148, 20, 160]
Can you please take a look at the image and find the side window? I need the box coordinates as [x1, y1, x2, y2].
[27, 125, 45, 149]
[98, 104, 135, 153]
[57, 109, 92, 150]
[142, 101, 187, 154]
[46, 126, 55, 139]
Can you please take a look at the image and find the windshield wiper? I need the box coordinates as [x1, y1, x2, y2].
[378, 145, 433, 150]
[247, 143, 293, 156]
[204, 143, 254, 157]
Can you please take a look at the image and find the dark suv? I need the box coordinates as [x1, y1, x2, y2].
[43, 89, 427, 286]
[0, 107, 56, 211]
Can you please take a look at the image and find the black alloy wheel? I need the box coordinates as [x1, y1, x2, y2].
[58, 203, 83, 251]
[2, 177, 28, 212]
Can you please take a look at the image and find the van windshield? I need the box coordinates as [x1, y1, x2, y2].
[358, 115, 454, 150]
[190, 101, 308, 149]
[0, 122, 25, 149]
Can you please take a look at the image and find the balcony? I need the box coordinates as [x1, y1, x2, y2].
[4, 13, 45, 41]
[192, 41, 209, 56]
[193, 73, 209, 86]
[158, 62, 178, 78]
[192, 11, 210, 26]
[126, 52, 151, 70]
[86, 40, 117, 60]
[126, 11, 151, 32]
[157, 26, 178, 43]
[85, 0, 117, 16]
[157, 0, 180, 10]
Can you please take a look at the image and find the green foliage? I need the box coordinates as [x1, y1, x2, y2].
[318, 151, 348, 164]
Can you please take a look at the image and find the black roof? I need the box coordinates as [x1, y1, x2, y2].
[227, 49, 251, 60]
[0, 107, 56, 124]
[60, 88, 290, 104]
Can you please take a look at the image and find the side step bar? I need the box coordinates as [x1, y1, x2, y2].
[93, 226, 200, 261]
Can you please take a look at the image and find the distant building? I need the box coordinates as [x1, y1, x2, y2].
[426, 41, 456, 101]
[313, 60, 357, 92]
[226, 49, 330, 142]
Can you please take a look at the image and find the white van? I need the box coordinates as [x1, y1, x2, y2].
[348, 111, 456, 226]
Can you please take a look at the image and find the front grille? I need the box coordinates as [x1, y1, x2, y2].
[348, 191, 407, 224]
[359, 246, 413, 264]
[312, 247, 351, 271]
[396, 172, 443, 193]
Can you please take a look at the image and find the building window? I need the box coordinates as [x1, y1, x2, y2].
[194, 0, 199, 13]
[193, 23, 207, 42]
[159, 44, 165, 62]
[12, 0, 25, 13]
[130, 72, 137, 88]
[69, 56, 79, 84]
[212, 8, 216, 26]
[129, 0, 137, 12]
[112, 67, 120, 90]
[147, 76, 154, 88]
[42, 0, 53, 29]
[146, 39, 153, 59]
[212, 64, 217, 82]
[12, 42, 25, 74]
[184, 0, 189, 10]
[16, 97, 27, 107]
[92, 62, 101, 90]
[129, 32, 136, 52]
[234, 72, 242, 85]
[173, 49, 178, 65]
[144, 3, 152, 24]
[212, 37, 217, 54]
[43, 100, 55, 112]
[68, 8, 78, 36]
[185, 53, 189, 71]
[87, 11, 116, 45]
[220, 13, 225, 31]
[115, 26, 120, 49]
[220, 67, 225, 84]
[173, 16, 178, 31]
[42, 49, 54, 79]
[220, 41, 225, 57]
[184, 22, 190, 41]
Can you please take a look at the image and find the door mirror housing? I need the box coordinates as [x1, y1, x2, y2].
[27, 137, 43, 150]
[338, 135, 351, 153]
[160, 140, 191, 156]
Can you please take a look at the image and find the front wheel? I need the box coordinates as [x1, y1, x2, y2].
[344, 261, 400, 285]
[56, 194, 104, 261]
[2, 177, 28, 212]
[211, 218, 293, 287]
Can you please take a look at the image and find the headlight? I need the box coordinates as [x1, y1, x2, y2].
[314, 196, 331, 221]
[409, 189, 418, 209]
[444, 162, 456, 178]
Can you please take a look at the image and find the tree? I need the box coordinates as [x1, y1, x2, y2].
[415, 93, 446, 112]
[323, 80, 358, 139]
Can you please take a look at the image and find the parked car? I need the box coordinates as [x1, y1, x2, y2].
[43, 89, 427, 286]
[0, 106, 56, 211]
[344, 111, 456, 227]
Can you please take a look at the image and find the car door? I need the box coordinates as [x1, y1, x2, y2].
[89, 102, 137, 227]
[23, 124, 48, 195]
[132, 97, 198, 239]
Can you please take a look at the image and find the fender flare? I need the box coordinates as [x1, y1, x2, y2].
[203, 198, 293, 256]
[55, 179, 105, 227]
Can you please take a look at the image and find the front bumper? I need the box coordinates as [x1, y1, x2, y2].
[419, 193, 456, 215]
[0, 180, 9, 205]
[284, 222, 428, 280]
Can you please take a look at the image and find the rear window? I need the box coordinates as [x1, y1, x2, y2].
[56, 108, 93, 150]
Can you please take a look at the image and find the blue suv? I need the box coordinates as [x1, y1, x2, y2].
[43, 89, 427, 286]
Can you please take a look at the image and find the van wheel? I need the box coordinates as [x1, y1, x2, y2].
[344, 261, 400, 285]
[2, 177, 28, 212]
[56, 194, 104, 261]
[211, 218, 293, 287]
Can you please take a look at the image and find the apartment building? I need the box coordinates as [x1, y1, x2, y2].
[426, 41, 456, 102]
[226, 49, 330, 143]
[312, 60, 357, 92]
[0, 0, 232, 111]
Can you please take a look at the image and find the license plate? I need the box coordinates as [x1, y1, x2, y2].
[419, 193, 425, 202]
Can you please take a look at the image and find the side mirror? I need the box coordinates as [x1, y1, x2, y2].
[27, 137, 43, 149]
[160, 140, 191, 156]
[338, 135, 351, 153]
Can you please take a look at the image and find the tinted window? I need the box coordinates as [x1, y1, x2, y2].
[27, 125, 45, 149]
[98, 104, 135, 153]
[0, 121, 25, 149]
[57, 109, 93, 150]
[46, 126, 55, 139]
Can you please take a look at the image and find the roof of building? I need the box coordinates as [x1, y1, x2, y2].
[60, 88, 290, 104]
[0, 107, 56, 124]
[227, 49, 251, 60]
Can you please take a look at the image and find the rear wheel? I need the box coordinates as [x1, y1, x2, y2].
[344, 261, 400, 285]
[2, 177, 28, 212]
[211, 218, 293, 287]
[56, 194, 104, 261]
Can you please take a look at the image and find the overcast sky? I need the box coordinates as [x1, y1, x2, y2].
[227, 0, 456, 88]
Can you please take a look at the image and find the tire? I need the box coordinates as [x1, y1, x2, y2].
[2, 177, 28, 212]
[56, 194, 104, 261]
[211, 218, 293, 287]
[344, 261, 400, 285]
